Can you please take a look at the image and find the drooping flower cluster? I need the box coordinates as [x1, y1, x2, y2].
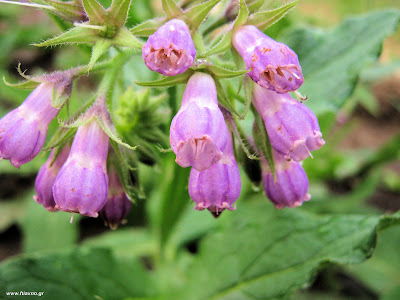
[0, 3, 326, 225]
[170, 72, 241, 215]
[233, 25, 324, 208]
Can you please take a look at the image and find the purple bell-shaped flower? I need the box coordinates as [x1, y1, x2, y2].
[170, 72, 228, 171]
[233, 25, 303, 93]
[142, 19, 196, 76]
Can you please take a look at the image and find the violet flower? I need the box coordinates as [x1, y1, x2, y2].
[170, 72, 228, 171]
[142, 19, 196, 76]
[233, 25, 303, 93]
[252, 84, 325, 161]
[53, 120, 109, 217]
[0, 83, 59, 168]
[262, 150, 311, 209]
[34, 144, 70, 211]
[189, 132, 241, 216]
[99, 165, 131, 230]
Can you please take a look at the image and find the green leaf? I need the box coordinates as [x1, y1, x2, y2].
[135, 70, 193, 87]
[87, 38, 112, 71]
[233, 0, 249, 31]
[113, 27, 143, 49]
[246, 1, 297, 31]
[34, 27, 99, 47]
[214, 78, 240, 116]
[20, 197, 80, 253]
[130, 17, 165, 36]
[0, 248, 155, 299]
[347, 225, 400, 298]
[84, 228, 156, 258]
[183, 0, 221, 30]
[108, 0, 132, 27]
[166, 202, 400, 299]
[96, 117, 137, 150]
[200, 32, 232, 57]
[81, 0, 107, 25]
[282, 10, 400, 115]
[162, 0, 182, 19]
[252, 106, 275, 176]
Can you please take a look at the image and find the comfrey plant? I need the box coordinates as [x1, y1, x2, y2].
[0, 0, 323, 224]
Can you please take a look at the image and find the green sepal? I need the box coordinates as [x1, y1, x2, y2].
[113, 28, 143, 49]
[96, 115, 137, 150]
[231, 45, 246, 71]
[2, 76, 40, 90]
[214, 78, 240, 116]
[87, 39, 112, 71]
[59, 115, 95, 128]
[34, 27, 99, 47]
[205, 64, 247, 79]
[233, 0, 249, 31]
[162, 0, 182, 19]
[135, 70, 194, 87]
[247, 0, 264, 14]
[108, 0, 132, 28]
[109, 140, 145, 202]
[252, 106, 275, 178]
[182, 0, 221, 30]
[246, 0, 297, 31]
[42, 0, 86, 23]
[44, 127, 77, 151]
[200, 32, 232, 58]
[81, 0, 107, 25]
[51, 86, 71, 109]
[130, 18, 165, 36]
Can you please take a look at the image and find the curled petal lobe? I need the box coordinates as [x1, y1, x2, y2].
[142, 19, 196, 76]
[233, 25, 303, 93]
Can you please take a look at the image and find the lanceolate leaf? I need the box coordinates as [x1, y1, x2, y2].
[108, 0, 132, 27]
[162, 0, 182, 19]
[34, 27, 99, 47]
[135, 70, 193, 87]
[130, 18, 165, 36]
[183, 0, 221, 30]
[81, 0, 107, 25]
[246, 0, 297, 31]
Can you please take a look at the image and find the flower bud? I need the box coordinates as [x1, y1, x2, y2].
[142, 19, 196, 76]
[99, 166, 131, 230]
[262, 151, 311, 209]
[189, 132, 241, 216]
[53, 120, 109, 217]
[0, 83, 59, 168]
[170, 72, 228, 171]
[233, 25, 303, 93]
[34, 144, 70, 211]
[252, 84, 325, 161]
